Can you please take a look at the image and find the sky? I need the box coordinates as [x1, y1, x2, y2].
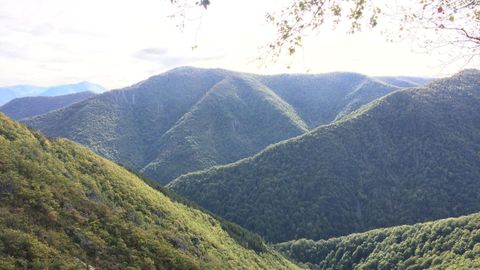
[0, 0, 477, 89]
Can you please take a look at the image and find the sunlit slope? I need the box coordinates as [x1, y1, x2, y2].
[169, 69, 480, 243]
[0, 113, 298, 269]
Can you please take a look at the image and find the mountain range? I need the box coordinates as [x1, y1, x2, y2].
[168, 69, 480, 243]
[2, 66, 480, 269]
[24, 67, 426, 184]
[0, 91, 96, 120]
[0, 112, 296, 269]
[0, 81, 105, 106]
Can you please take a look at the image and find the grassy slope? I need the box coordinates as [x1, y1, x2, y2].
[276, 212, 480, 270]
[168, 69, 480, 243]
[0, 91, 96, 120]
[0, 113, 298, 269]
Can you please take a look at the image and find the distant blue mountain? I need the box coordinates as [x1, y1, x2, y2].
[0, 91, 97, 120]
[0, 81, 106, 105]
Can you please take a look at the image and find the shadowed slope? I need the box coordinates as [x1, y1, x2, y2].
[169, 69, 480, 243]
[141, 75, 308, 183]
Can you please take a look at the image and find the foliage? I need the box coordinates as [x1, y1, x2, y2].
[276, 212, 480, 270]
[24, 67, 404, 184]
[263, 0, 480, 61]
[169, 69, 480, 243]
[0, 91, 96, 120]
[0, 113, 298, 269]
[121, 164, 268, 253]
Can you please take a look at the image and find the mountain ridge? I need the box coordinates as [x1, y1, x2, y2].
[168, 69, 480, 242]
[25, 67, 415, 184]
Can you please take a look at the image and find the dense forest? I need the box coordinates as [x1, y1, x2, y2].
[0, 113, 297, 269]
[3, 0, 480, 268]
[24, 67, 407, 184]
[0, 91, 96, 120]
[2, 67, 480, 269]
[169, 69, 480, 243]
[276, 212, 480, 269]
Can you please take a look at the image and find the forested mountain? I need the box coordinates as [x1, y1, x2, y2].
[0, 82, 105, 105]
[276, 212, 480, 269]
[25, 67, 406, 184]
[140, 75, 309, 182]
[168, 69, 480, 243]
[0, 113, 297, 269]
[256, 73, 402, 127]
[0, 91, 96, 120]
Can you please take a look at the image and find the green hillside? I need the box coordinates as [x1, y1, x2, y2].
[24, 67, 228, 176]
[0, 113, 298, 269]
[0, 91, 96, 120]
[168, 69, 480, 243]
[141, 75, 308, 182]
[24, 67, 402, 184]
[257, 72, 401, 127]
[276, 212, 480, 270]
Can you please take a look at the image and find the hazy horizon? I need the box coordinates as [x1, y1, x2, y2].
[0, 0, 475, 89]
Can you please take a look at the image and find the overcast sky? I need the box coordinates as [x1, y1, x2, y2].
[0, 0, 476, 89]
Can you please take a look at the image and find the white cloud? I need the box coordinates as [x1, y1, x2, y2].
[0, 0, 476, 89]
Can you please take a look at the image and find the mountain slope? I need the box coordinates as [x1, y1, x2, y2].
[168, 69, 480, 243]
[0, 91, 96, 120]
[140, 75, 308, 183]
[276, 212, 480, 269]
[256, 73, 401, 127]
[25, 67, 228, 174]
[25, 67, 404, 184]
[0, 82, 105, 105]
[0, 113, 297, 269]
